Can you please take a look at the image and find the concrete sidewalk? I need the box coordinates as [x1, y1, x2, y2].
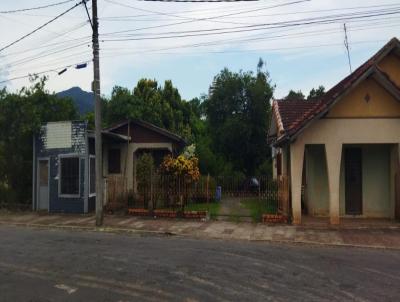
[1, 212, 400, 249]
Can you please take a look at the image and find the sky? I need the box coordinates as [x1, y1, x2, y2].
[0, 0, 399, 100]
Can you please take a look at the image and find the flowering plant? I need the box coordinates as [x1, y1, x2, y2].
[159, 154, 200, 181]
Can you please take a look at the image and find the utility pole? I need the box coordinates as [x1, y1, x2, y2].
[92, 0, 103, 226]
[343, 23, 352, 74]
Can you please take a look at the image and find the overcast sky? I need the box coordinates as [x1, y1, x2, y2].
[0, 0, 399, 100]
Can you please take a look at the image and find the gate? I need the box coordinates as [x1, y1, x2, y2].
[213, 176, 289, 222]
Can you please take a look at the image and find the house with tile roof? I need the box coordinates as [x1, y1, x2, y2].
[268, 38, 400, 225]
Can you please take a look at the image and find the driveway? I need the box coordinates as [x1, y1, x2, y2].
[1, 225, 400, 301]
[218, 197, 252, 221]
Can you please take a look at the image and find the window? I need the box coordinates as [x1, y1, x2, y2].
[276, 153, 282, 176]
[60, 157, 80, 196]
[89, 156, 96, 196]
[108, 148, 121, 174]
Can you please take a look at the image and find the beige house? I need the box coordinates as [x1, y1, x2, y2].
[268, 38, 400, 225]
[100, 119, 185, 200]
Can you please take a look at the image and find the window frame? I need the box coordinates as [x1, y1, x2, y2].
[58, 154, 81, 198]
[89, 155, 96, 197]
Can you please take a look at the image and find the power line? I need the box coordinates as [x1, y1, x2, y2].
[102, 7, 400, 38]
[5, 53, 92, 76]
[1, 35, 90, 57]
[0, 0, 75, 14]
[101, 9, 400, 41]
[99, 19, 400, 55]
[0, 60, 91, 84]
[138, 0, 259, 2]
[100, 39, 388, 57]
[103, 0, 310, 31]
[0, 0, 87, 53]
[101, 6, 400, 36]
[2, 42, 91, 71]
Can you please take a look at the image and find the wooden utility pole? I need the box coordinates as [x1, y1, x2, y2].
[92, 0, 103, 226]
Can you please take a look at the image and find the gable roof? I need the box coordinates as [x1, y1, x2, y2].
[104, 119, 186, 145]
[270, 37, 400, 146]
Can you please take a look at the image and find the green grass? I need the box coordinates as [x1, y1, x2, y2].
[240, 198, 278, 222]
[185, 202, 221, 218]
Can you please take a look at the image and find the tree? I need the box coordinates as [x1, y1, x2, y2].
[202, 59, 274, 175]
[307, 85, 326, 100]
[104, 79, 203, 143]
[0, 76, 78, 204]
[284, 90, 305, 100]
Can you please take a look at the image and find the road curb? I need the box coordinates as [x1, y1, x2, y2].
[0, 221, 178, 237]
[2, 221, 400, 251]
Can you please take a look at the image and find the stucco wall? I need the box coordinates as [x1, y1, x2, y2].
[305, 145, 329, 216]
[305, 144, 392, 218]
[290, 117, 400, 224]
[326, 78, 400, 118]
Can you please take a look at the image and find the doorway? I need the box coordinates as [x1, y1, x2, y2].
[345, 148, 362, 215]
[37, 159, 49, 211]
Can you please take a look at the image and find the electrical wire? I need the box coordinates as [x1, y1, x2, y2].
[100, 6, 400, 37]
[103, 0, 311, 31]
[2, 42, 91, 71]
[101, 10, 400, 42]
[0, 59, 91, 84]
[100, 39, 389, 58]
[0, 0, 86, 53]
[0, 0, 76, 14]
[139, 0, 259, 2]
[98, 15, 400, 56]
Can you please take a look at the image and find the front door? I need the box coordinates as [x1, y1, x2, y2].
[38, 159, 49, 211]
[345, 148, 362, 215]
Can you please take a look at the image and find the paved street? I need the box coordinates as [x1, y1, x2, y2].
[1, 226, 400, 301]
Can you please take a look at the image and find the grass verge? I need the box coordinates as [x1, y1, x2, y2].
[240, 198, 278, 222]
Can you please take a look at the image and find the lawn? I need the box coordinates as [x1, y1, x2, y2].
[240, 198, 278, 222]
[185, 202, 221, 219]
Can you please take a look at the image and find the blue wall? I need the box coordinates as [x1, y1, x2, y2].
[34, 121, 88, 213]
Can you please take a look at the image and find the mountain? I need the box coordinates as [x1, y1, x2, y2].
[57, 87, 94, 115]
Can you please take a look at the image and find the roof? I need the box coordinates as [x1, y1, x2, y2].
[270, 37, 400, 146]
[104, 119, 186, 145]
[88, 130, 131, 142]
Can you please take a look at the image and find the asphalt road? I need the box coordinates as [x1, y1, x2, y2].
[0, 226, 399, 302]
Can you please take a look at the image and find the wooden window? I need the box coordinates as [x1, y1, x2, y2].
[108, 148, 121, 174]
[277, 153, 282, 176]
[60, 157, 80, 196]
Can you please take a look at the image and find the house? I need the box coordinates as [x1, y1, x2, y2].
[32, 119, 185, 213]
[268, 38, 400, 225]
